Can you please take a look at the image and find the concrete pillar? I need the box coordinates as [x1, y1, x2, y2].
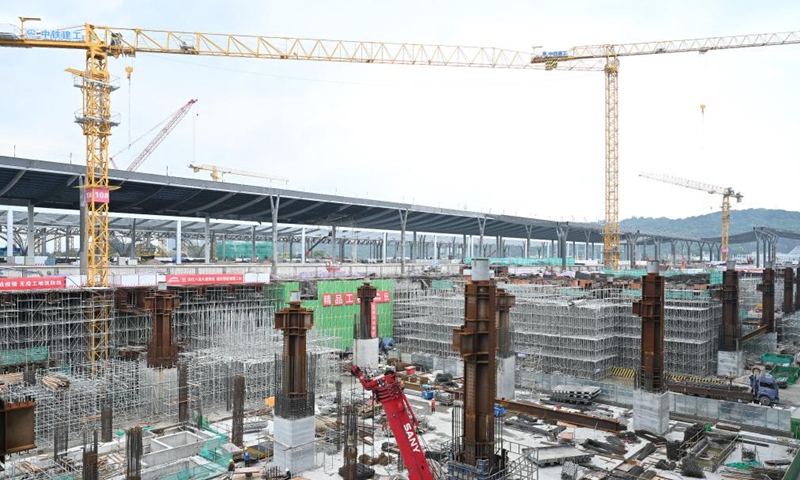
[5, 210, 11, 258]
[221, 234, 226, 261]
[411, 231, 417, 262]
[352, 236, 358, 263]
[382, 232, 388, 263]
[433, 235, 438, 261]
[273, 416, 315, 474]
[301, 228, 306, 264]
[204, 215, 210, 264]
[26, 202, 34, 266]
[176, 220, 182, 264]
[496, 356, 515, 401]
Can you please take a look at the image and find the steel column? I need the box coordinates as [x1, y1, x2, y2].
[301, 227, 306, 264]
[717, 261, 739, 351]
[203, 215, 210, 263]
[757, 264, 775, 333]
[5, 210, 11, 258]
[452, 260, 497, 467]
[633, 262, 665, 392]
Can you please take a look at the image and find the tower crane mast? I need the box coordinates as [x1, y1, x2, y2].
[639, 172, 743, 262]
[534, 30, 800, 269]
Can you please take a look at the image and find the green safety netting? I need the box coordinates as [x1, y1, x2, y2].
[1, 347, 49, 367]
[159, 429, 231, 480]
[216, 241, 273, 260]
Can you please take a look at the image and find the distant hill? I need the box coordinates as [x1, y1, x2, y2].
[620, 209, 800, 254]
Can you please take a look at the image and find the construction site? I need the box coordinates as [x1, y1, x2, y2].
[2, 9, 800, 480]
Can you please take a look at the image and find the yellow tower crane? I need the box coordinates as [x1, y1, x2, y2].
[639, 172, 743, 262]
[534, 31, 800, 269]
[188, 163, 289, 184]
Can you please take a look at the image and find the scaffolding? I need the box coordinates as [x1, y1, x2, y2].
[0, 281, 343, 461]
[394, 280, 725, 382]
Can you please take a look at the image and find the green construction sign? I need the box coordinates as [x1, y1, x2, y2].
[216, 240, 273, 261]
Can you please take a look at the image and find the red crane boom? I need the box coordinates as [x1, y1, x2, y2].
[351, 365, 433, 480]
[126, 99, 197, 172]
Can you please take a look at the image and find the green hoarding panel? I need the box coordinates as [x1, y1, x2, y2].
[216, 241, 273, 261]
[300, 279, 394, 350]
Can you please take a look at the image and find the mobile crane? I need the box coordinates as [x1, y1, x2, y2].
[351, 365, 434, 480]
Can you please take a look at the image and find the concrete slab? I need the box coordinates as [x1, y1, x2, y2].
[632, 390, 669, 436]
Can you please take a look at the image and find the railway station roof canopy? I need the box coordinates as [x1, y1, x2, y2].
[0, 156, 697, 244]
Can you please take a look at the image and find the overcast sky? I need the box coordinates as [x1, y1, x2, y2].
[1, 1, 797, 225]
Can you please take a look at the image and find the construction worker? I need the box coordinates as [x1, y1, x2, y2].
[285, 468, 292, 480]
[227, 458, 235, 478]
[243, 449, 251, 467]
[430, 398, 436, 413]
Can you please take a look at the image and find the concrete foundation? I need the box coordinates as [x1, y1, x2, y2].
[353, 337, 379, 369]
[497, 356, 516, 400]
[717, 351, 743, 377]
[632, 390, 669, 436]
[273, 415, 315, 473]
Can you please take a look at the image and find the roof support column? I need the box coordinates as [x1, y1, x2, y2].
[382, 232, 387, 264]
[250, 225, 256, 263]
[411, 231, 417, 263]
[270, 195, 280, 270]
[301, 228, 306, 264]
[433, 235, 438, 261]
[755, 235, 761, 268]
[203, 215, 210, 264]
[556, 223, 569, 270]
[5, 209, 12, 258]
[525, 225, 533, 259]
[176, 220, 182, 265]
[331, 226, 337, 262]
[130, 218, 137, 258]
[584, 230, 592, 262]
[222, 234, 226, 261]
[398, 209, 408, 274]
[477, 217, 487, 257]
[669, 240, 676, 266]
[26, 202, 34, 266]
[462, 234, 467, 264]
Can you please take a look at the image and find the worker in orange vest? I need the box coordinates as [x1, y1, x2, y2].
[430, 398, 436, 413]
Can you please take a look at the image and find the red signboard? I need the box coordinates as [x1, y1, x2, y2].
[85, 187, 110, 204]
[165, 274, 244, 286]
[321, 290, 391, 308]
[0, 276, 66, 291]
